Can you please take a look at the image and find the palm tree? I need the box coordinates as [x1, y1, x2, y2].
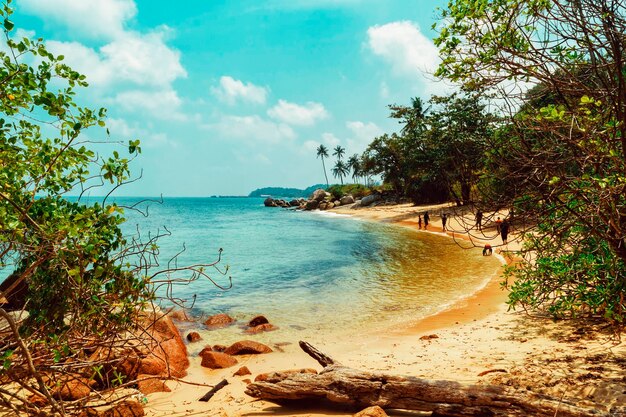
[316, 144, 330, 189]
[346, 153, 361, 184]
[332, 159, 349, 185]
[332, 145, 345, 161]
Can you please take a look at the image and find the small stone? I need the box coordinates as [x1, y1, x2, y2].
[353, 405, 388, 417]
[419, 334, 439, 341]
[167, 309, 193, 321]
[244, 323, 276, 334]
[186, 331, 202, 342]
[204, 313, 235, 328]
[137, 374, 171, 394]
[233, 366, 252, 376]
[248, 315, 269, 327]
[200, 351, 238, 369]
[212, 344, 227, 352]
[225, 340, 273, 355]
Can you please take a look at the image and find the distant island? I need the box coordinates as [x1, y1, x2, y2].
[248, 184, 325, 198]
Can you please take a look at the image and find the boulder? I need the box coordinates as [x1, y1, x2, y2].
[318, 202, 327, 210]
[101, 401, 145, 417]
[204, 313, 235, 328]
[212, 344, 227, 352]
[248, 315, 269, 327]
[186, 331, 202, 342]
[233, 366, 252, 376]
[87, 347, 141, 385]
[199, 346, 213, 356]
[289, 199, 300, 207]
[353, 406, 389, 417]
[137, 312, 189, 378]
[137, 374, 171, 394]
[244, 323, 276, 334]
[263, 197, 276, 207]
[352, 200, 362, 209]
[333, 200, 341, 206]
[311, 188, 328, 201]
[51, 375, 95, 401]
[326, 202, 335, 209]
[167, 309, 193, 321]
[340, 195, 355, 205]
[224, 340, 273, 355]
[305, 200, 319, 210]
[200, 351, 238, 369]
[360, 194, 381, 207]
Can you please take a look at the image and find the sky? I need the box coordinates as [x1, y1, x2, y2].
[12, 0, 450, 196]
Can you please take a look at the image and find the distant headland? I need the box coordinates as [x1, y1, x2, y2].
[247, 184, 325, 198]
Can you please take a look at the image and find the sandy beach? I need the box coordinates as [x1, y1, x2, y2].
[145, 203, 626, 417]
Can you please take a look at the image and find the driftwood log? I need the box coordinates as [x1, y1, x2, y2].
[245, 341, 625, 417]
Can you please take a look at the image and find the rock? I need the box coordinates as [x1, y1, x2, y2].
[199, 346, 213, 356]
[419, 334, 439, 341]
[263, 197, 276, 207]
[248, 315, 269, 327]
[311, 188, 328, 201]
[28, 394, 47, 407]
[137, 374, 171, 394]
[319, 202, 328, 210]
[186, 331, 202, 342]
[305, 200, 319, 210]
[289, 199, 300, 207]
[326, 202, 335, 209]
[88, 347, 141, 385]
[167, 309, 193, 321]
[137, 312, 189, 378]
[200, 351, 238, 369]
[233, 366, 252, 376]
[139, 356, 167, 376]
[212, 344, 227, 352]
[51, 375, 95, 401]
[340, 195, 355, 205]
[352, 200, 362, 209]
[204, 313, 235, 328]
[254, 368, 317, 382]
[360, 194, 381, 207]
[101, 401, 145, 417]
[334, 200, 341, 206]
[242, 378, 252, 384]
[353, 405, 389, 417]
[244, 323, 277, 334]
[224, 340, 273, 355]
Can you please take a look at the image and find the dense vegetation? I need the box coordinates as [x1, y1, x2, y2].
[312, 1, 626, 325]
[248, 184, 325, 198]
[0, 4, 224, 415]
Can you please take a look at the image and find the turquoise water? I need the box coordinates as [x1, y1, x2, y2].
[112, 197, 501, 341]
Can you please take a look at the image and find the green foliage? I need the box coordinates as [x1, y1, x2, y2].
[0, 3, 146, 335]
[327, 184, 370, 200]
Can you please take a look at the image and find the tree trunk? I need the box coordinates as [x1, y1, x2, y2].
[245, 342, 621, 417]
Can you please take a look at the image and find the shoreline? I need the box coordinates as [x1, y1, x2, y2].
[145, 202, 626, 417]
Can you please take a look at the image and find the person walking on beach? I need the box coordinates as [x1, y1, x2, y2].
[418, 215, 422, 229]
[475, 210, 483, 231]
[423, 211, 429, 229]
[483, 244, 492, 256]
[495, 217, 502, 234]
[500, 219, 510, 244]
[441, 213, 448, 231]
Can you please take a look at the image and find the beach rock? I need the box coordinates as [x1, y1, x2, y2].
[327, 202, 335, 209]
[139, 356, 167, 376]
[233, 366, 252, 376]
[224, 340, 273, 355]
[186, 331, 202, 342]
[137, 374, 171, 394]
[360, 194, 381, 207]
[199, 346, 213, 356]
[248, 315, 269, 327]
[28, 394, 47, 407]
[319, 202, 328, 210]
[305, 200, 319, 210]
[245, 323, 277, 334]
[101, 401, 145, 417]
[289, 199, 300, 207]
[200, 351, 238, 369]
[51, 375, 95, 400]
[204, 313, 235, 328]
[353, 406, 388, 417]
[212, 344, 227, 352]
[88, 346, 141, 385]
[263, 197, 276, 207]
[167, 309, 193, 321]
[254, 368, 317, 382]
[340, 195, 355, 205]
[352, 200, 362, 209]
[311, 189, 328, 201]
[419, 334, 439, 341]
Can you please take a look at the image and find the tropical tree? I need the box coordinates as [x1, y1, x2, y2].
[346, 153, 362, 184]
[332, 145, 345, 160]
[316, 144, 330, 189]
[436, 0, 626, 323]
[331, 159, 350, 185]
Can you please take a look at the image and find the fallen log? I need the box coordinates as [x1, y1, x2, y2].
[245, 341, 624, 417]
[198, 378, 228, 402]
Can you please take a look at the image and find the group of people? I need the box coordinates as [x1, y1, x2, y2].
[416, 211, 449, 231]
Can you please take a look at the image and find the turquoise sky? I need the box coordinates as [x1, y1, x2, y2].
[13, 0, 449, 196]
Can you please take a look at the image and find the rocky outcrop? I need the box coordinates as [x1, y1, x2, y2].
[305, 200, 319, 210]
[79, 400, 145, 417]
[248, 315, 269, 327]
[200, 351, 238, 369]
[360, 194, 381, 207]
[340, 195, 355, 205]
[311, 189, 328, 201]
[204, 313, 235, 328]
[353, 406, 389, 417]
[137, 375, 171, 394]
[186, 331, 202, 342]
[264, 197, 277, 207]
[224, 340, 273, 355]
[138, 311, 189, 378]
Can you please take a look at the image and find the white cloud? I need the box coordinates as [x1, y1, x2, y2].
[209, 115, 296, 144]
[380, 81, 390, 99]
[267, 100, 329, 126]
[47, 29, 186, 90]
[211, 76, 268, 105]
[106, 117, 173, 148]
[111, 89, 187, 121]
[19, 0, 137, 40]
[321, 132, 341, 147]
[346, 121, 383, 152]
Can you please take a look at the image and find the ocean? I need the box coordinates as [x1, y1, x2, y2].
[113, 197, 502, 343]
